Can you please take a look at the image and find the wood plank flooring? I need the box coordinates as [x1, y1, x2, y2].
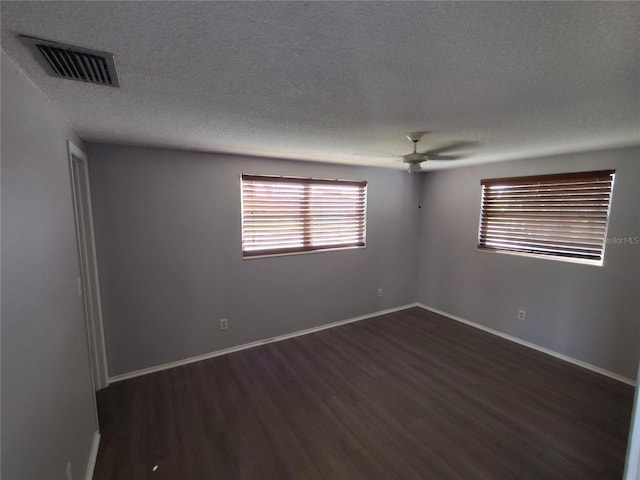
[94, 307, 634, 479]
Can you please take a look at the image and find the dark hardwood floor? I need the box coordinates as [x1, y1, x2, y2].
[94, 307, 634, 480]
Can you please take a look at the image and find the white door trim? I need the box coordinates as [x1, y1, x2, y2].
[68, 140, 109, 392]
[624, 363, 640, 479]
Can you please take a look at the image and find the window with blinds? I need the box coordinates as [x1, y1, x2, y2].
[241, 174, 367, 258]
[478, 170, 615, 265]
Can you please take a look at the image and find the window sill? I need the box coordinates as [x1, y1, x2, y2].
[476, 247, 604, 267]
[243, 245, 366, 260]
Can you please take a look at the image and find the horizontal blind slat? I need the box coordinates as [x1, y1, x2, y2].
[479, 233, 604, 249]
[482, 191, 612, 199]
[483, 182, 612, 192]
[479, 227, 606, 241]
[482, 212, 609, 220]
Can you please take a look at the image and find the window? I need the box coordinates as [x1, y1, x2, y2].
[241, 174, 367, 258]
[478, 170, 615, 265]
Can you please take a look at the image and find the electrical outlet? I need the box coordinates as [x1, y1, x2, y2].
[220, 318, 228, 330]
[377, 288, 383, 297]
[66, 462, 73, 480]
[518, 310, 526, 321]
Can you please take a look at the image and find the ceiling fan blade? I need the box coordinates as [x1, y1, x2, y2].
[402, 152, 427, 163]
[426, 154, 464, 161]
[422, 140, 479, 156]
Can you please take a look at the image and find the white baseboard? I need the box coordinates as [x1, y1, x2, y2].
[109, 303, 419, 383]
[85, 431, 100, 480]
[416, 303, 636, 386]
[109, 302, 635, 387]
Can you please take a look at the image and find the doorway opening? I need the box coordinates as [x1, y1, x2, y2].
[68, 140, 109, 398]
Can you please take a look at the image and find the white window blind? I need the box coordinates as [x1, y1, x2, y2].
[241, 174, 367, 257]
[478, 170, 615, 265]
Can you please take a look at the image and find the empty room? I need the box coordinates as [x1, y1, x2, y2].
[2, 2, 640, 479]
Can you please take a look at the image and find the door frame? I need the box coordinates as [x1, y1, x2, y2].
[68, 140, 109, 391]
[624, 363, 640, 479]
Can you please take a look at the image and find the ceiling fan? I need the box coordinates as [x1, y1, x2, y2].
[401, 132, 475, 173]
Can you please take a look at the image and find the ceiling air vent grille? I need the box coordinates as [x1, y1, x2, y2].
[17, 35, 120, 87]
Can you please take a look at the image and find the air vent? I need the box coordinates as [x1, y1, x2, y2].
[18, 35, 120, 87]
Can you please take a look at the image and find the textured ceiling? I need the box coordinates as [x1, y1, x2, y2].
[1, 1, 639, 170]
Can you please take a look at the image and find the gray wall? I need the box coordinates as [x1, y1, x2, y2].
[87, 143, 420, 377]
[1, 52, 97, 480]
[417, 146, 640, 379]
